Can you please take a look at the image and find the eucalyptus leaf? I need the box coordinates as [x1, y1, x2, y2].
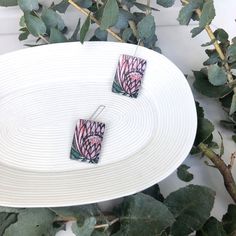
[196, 101, 204, 118]
[19, 30, 30, 41]
[220, 120, 236, 131]
[214, 28, 229, 43]
[41, 7, 65, 32]
[117, 193, 175, 235]
[177, 164, 194, 182]
[18, 0, 39, 12]
[137, 15, 155, 41]
[230, 93, 236, 115]
[49, 28, 67, 43]
[193, 70, 232, 98]
[156, 0, 174, 7]
[94, 28, 107, 41]
[75, 0, 92, 8]
[191, 26, 204, 38]
[164, 185, 215, 236]
[208, 64, 227, 86]
[199, 0, 215, 28]
[122, 28, 132, 41]
[115, 9, 134, 30]
[0, 213, 18, 236]
[133, 12, 146, 24]
[52, 0, 69, 13]
[222, 204, 236, 235]
[227, 44, 236, 63]
[177, 0, 203, 25]
[220, 92, 233, 109]
[72, 217, 97, 236]
[19, 16, 26, 27]
[80, 15, 90, 43]
[24, 12, 46, 37]
[194, 118, 214, 146]
[201, 39, 216, 47]
[196, 217, 227, 236]
[133, 2, 159, 11]
[208, 141, 219, 149]
[0, 207, 22, 213]
[0, 0, 17, 6]
[3, 209, 57, 236]
[100, 0, 119, 30]
[203, 49, 219, 65]
[142, 184, 164, 202]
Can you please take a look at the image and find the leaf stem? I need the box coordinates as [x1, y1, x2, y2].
[198, 143, 236, 203]
[94, 218, 119, 229]
[39, 35, 49, 44]
[68, 0, 124, 42]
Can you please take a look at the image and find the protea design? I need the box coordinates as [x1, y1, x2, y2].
[70, 119, 105, 164]
[112, 54, 147, 98]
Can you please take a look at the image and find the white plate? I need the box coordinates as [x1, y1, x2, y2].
[0, 42, 197, 207]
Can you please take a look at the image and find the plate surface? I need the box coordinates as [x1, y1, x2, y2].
[0, 42, 196, 207]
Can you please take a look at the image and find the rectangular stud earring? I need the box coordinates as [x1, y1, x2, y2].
[70, 105, 106, 164]
[112, 40, 147, 98]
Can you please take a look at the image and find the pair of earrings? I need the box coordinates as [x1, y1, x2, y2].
[70, 45, 147, 164]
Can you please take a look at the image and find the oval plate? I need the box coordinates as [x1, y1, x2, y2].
[0, 42, 197, 207]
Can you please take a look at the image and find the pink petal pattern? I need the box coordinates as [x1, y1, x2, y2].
[112, 54, 147, 98]
[70, 119, 105, 163]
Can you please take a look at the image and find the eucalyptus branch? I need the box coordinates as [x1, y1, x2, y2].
[68, 0, 124, 42]
[146, 0, 151, 15]
[39, 35, 49, 44]
[198, 143, 236, 203]
[181, 0, 236, 93]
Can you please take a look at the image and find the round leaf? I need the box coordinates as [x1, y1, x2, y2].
[80, 15, 90, 44]
[137, 15, 155, 41]
[18, 0, 39, 12]
[100, 0, 119, 30]
[177, 164, 194, 182]
[24, 12, 46, 37]
[156, 0, 175, 7]
[164, 185, 216, 236]
[222, 204, 236, 235]
[208, 64, 227, 86]
[49, 28, 67, 43]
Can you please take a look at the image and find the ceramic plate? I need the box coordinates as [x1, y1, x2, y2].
[0, 42, 197, 207]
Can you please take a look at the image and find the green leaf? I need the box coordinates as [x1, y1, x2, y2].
[94, 28, 108, 41]
[137, 15, 155, 41]
[164, 185, 215, 236]
[3, 209, 57, 236]
[208, 64, 227, 86]
[208, 141, 219, 149]
[196, 101, 204, 118]
[115, 9, 134, 30]
[19, 16, 26, 27]
[100, 0, 119, 30]
[80, 15, 90, 43]
[227, 44, 236, 63]
[201, 39, 216, 47]
[72, 217, 97, 236]
[19, 30, 30, 41]
[41, 7, 65, 32]
[142, 184, 165, 202]
[199, 0, 215, 28]
[230, 94, 236, 115]
[18, 0, 39, 12]
[75, 0, 92, 8]
[204, 49, 219, 65]
[49, 28, 67, 43]
[222, 204, 236, 235]
[220, 92, 233, 108]
[122, 28, 132, 41]
[117, 193, 175, 235]
[193, 70, 232, 98]
[0, 0, 17, 6]
[0, 213, 18, 235]
[177, 164, 194, 182]
[220, 120, 236, 130]
[133, 2, 159, 11]
[191, 26, 204, 38]
[156, 0, 175, 7]
[232, 135, 236, 143]
[195, 118, 214, 146]
[52, 0, 69, 13]
[177, 0, 203, 25]
[196, 217, 227, 236]
[0, 207, 22, 213]
[214, 28, 229, 43]
[24, 12, 46, 37]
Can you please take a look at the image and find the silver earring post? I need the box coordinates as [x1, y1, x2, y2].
[89, 105, 106, 120]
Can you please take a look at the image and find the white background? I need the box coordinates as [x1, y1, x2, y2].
[0, 1, 235, 235]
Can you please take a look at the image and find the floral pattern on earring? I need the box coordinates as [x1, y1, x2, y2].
[70, 119, 105, 164]
[112, 54, 147, 98]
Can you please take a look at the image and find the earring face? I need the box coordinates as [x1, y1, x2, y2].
[112, 54, 147, 98]
[70, 119, 106, 164]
